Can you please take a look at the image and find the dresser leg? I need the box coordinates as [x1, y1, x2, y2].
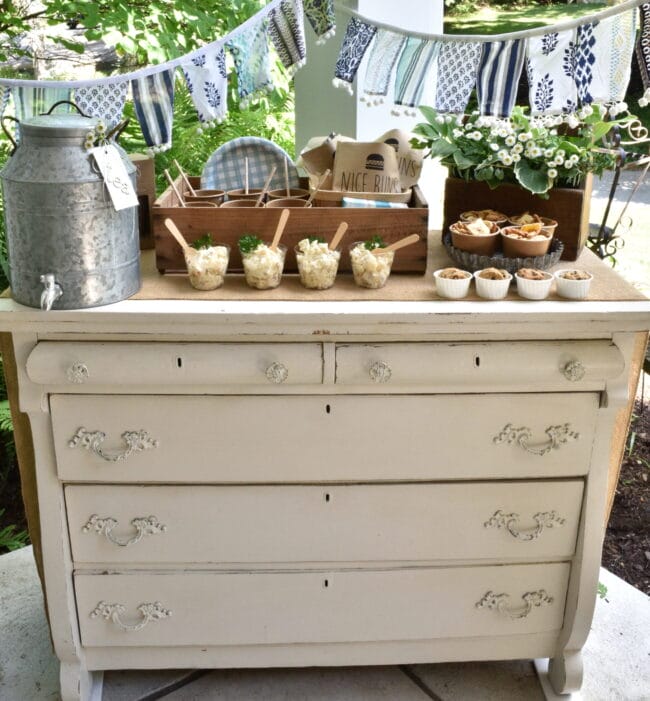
[534, 651, 582, 698]
[60, 662, 104, 701]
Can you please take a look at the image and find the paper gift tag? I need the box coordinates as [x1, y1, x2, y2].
[91, 145, 139, 211]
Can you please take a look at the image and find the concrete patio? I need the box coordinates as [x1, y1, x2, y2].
[1, 546, 648, 700]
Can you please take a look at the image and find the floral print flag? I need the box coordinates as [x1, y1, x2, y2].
[181, 44, 228, 130]
[226, 18, 274, 108]
[434, 41, 481, 114]
[333, 17, 377, 94]
[303, 0, 335, 45]
[268, 0, 307, 75]
[526, 29, 578, 115]
[74, 82, 129, 129]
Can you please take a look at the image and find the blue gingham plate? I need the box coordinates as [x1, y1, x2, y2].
[201, 136, 299, 192]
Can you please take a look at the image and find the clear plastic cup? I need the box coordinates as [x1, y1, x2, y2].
[349, 241, 395, 289]
[184, 244, 230, 290]
[295, 241, 341, 289]
[241, 243, 286, 289]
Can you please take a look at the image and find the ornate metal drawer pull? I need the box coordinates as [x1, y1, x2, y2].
[83, 514, 167, 547]
[68, 428, 159, 462]
[66, 362, 89, 384]
[484, 510, 565, 541]
[476, 590, 553, 620]
[265, 362, 288, 384]
[562, 360, 586, 382]
[369, 361, 392, 383]
[90, 601, 171, 632]
[493, 423, 579, 456]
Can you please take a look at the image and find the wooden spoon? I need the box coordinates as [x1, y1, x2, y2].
[329, 221, 348, 251]
[372, 233, 421, 255]
[305, 169, 331, 207]
[174, 159, 196, 196]
[164, 218, 191, 252]
[270, 208, 290, 251]
[164, 169, 186, 207]
[256, 166, 277, 207]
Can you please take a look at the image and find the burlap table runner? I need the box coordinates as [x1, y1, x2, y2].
[134, 240, 647, 302]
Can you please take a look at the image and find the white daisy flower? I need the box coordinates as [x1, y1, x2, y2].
[512, 143, 524, 154]
[548, 168, 558, 179]
[505, 135, 516, 146]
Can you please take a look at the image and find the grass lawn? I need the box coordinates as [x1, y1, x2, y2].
[444, 2, 608, 35]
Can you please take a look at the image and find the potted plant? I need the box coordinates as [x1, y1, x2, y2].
[412, 105, 621, 260]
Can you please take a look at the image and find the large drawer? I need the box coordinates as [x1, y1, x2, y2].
[75, 563, 570, 648]
[52, 393, 598, 482]
[26, 342, 323, 386]
[66, 482, 583, 565]
[335, 340, 624, 390]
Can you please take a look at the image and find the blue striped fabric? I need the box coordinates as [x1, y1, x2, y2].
[394, 37, 440, 108]
[476, 39, 526, 117]
[132, 69, 175, 151]
[342, 197, 407, 209]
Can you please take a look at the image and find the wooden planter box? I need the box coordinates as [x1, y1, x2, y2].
[153, 177, 428, 274]
[442, 175, 593, 261]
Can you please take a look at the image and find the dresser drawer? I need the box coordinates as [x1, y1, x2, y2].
[51, 393, 598, 482]
[51, 393, 598, 483]
[26, 342, 323, 386]
[335, 340, 624, 390]
[75, 563, 570, 648]
[66, 482, 583, 565]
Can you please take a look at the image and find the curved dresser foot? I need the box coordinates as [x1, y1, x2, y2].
[534, 652, 582, 699]
[60, 661, 104, 701]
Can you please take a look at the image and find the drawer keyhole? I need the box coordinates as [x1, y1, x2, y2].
[474, 356, 481, 368]
[176, 357, 183, 368]
[324, 579, 329, 588]
[324, 493, 330, 502]
[325, 404, 331, 414]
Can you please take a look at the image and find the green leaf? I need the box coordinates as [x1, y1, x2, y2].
[590, 121, 613, 144]
[238, 234, 263, 254]
[412, 122, 439, 140]
[474, 166, 494, 182]
[428, 139, 457, 159]
[418, 106, 439, 126]
[514, 160, 551, 195]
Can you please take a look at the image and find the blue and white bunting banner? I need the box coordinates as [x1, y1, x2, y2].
[637, 3, 650, 105]
[332, 18, 377, 94]
[393, 38, 440, 115]
[74, 81, 128, 129]
[362, 29, 406, 105]
[132, 69, 175, 153]
[434, 41, 481, 114]
[476, 39, 526, 117]
[181, 44, 228, 130]
[226, 18, 274, 108]
[574, 22, 598, 106]
[268, 0, 307, 75]
[526, 30, 578, 115]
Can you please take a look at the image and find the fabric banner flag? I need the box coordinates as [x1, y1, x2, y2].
[333, 17, 377, 94]
[74, 82, 128, 129]
[637, 3, 650, 103]
[10, 86, 72, 121]
[393, 37, 440, 113]
[268, 0, 307, 75]
[434, 41, 481, 114]
[132, 69, 175, 152]
[303, 0, 335, 44]
[526, 29, 578, 115]
[362, 29, 406, 104]
[181, 44, 228, 130]
[574, 21, 598, 105]
[476, 39, 526, 117]
[226, 18, 274, 107]
[0, 87, 9, 121]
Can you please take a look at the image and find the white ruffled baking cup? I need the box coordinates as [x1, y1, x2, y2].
[554, 270, 593, 300]
[515, 273, 553, 300]
[433, 270, 472, 299]
[474, 271, 512, 300]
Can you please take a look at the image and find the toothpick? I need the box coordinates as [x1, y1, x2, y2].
[255, 166, 277, 207]
[305, 169, 331, 207]
[244, 157, 249, 195]
[284, 157, 290, 197]
[164, 169, 186, 207]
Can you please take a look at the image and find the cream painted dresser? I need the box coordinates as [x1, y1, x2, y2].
[1, 280, 649, 701]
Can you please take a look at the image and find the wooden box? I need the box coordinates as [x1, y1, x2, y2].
[153, 177, 428, 274]
[442, 175, 593, 261]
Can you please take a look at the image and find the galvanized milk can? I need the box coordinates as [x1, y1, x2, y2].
[0, 102, 140, 309]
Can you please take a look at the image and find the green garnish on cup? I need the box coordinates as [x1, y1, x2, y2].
[364, 235, 387, 251]
[238, 234, 264, 254]
[191, 233, 215, 250]
[308, 235, 326, 244]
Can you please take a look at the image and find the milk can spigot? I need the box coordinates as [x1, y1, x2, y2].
[40, 274, 63, 311]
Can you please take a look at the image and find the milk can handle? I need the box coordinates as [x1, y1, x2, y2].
[44, 100, 90, 117]
[1, 116, 18, 152]
[106, 118, 130, 144]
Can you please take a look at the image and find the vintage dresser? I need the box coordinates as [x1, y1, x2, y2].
[0, 249, 648, 701]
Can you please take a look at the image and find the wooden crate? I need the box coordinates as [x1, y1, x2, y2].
[442, 175, 593, 261]
[153, 177, 428, 274]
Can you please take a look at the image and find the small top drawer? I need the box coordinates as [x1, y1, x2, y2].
[26, 342, 323, 387]
[335, 340, 624, 390]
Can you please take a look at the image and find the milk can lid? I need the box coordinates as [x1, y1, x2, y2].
[21, 113, 100, 138]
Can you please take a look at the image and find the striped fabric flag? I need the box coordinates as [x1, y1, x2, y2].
[362, 29, 406, 103]
[342, 197, 407, 209]
[132, 69, 175, 152]
[10, 86, 72, 121]
[268, 0, 307, 75]
[476, 39, 526, 117]
[0, 87, 9, 121]
[394, 37, 440, 111]
[333, 18, 377, 94]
